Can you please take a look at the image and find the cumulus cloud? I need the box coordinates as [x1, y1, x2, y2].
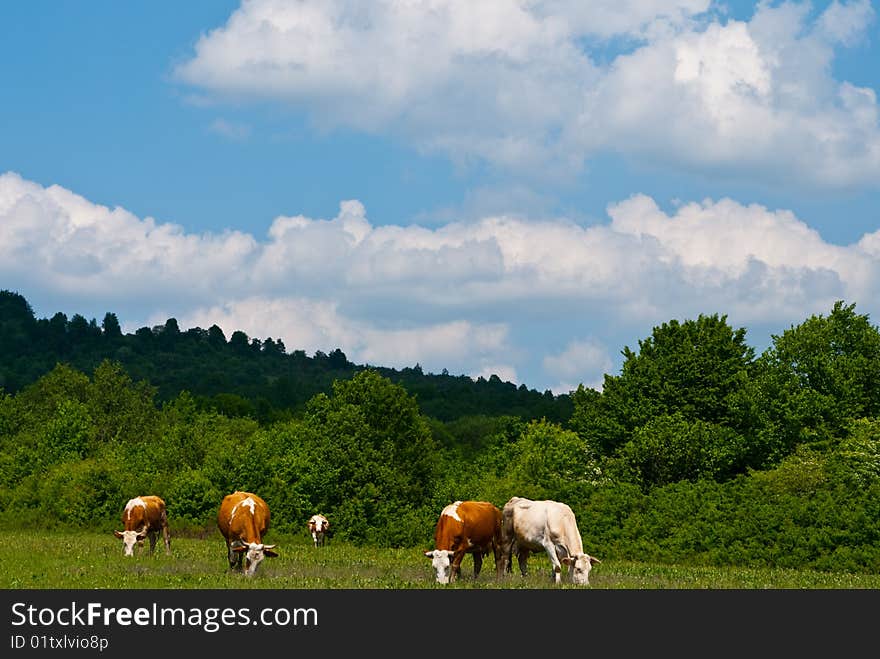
[5, 171, 880, 392]
[173, 0, 880, 188]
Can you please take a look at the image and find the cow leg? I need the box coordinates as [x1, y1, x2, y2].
[227, 543, 242, 571]
[499, 536, 516, 576]
[148, 531, 158, 555]
[472, 551, 483, 579]
[160, 511, 171, 554]
[450, 550, 466, 582]
[493, 543, 503, 579]
[542, 542, 563, 583]
[517, 548, 530, 577]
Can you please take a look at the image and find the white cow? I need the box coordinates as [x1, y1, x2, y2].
[500, 496, 600, 585]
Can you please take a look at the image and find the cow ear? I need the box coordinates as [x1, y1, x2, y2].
[114, 531, 124, 539]
[560, 556, 573, 565]
[233, 545, 248, 553]
[424, 551, 434, 558]
[264, 548, 279, 558]
[590, 556, 601, 565]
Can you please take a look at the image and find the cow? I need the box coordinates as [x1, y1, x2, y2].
[217, 491, 278, 576]
[308, 514, 330, 548]
[424, 500, 503, 584]
[113, 495, 171, 557]
[500, 496, 600, 585]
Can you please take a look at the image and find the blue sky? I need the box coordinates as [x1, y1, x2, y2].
[2, 0, 880, 394]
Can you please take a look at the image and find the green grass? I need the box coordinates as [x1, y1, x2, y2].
[3, 528, 879, 589]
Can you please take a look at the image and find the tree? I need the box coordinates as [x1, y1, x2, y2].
[87, 360, 158, 445]
[747, 300, 880, 465]
[506, 418, 604, 500]
[207, 324, 226, 348]
[230, 330, 249, 352]
[300, 370, 441, 545]
[67, 314, 97, 344]
[101, 312, 122, 339]
[571, 313, 756, 457]
[327, 348, 349, 369]
[0, 290, 37, 357]
[616, 413, 747, 488]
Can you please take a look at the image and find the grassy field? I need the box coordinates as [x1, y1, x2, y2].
[2, 528, 879, 589]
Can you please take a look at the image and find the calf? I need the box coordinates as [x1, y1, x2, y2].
[114, 495, 171, 557]
[217, 491, 278, 576]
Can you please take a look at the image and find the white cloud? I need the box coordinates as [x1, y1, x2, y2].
[543, 338, 614, 395]
[163, 297, 512, 380]
[174, 0, 880, 188]
[5, 171, 880, 391]
[817, 0, 876, 45]
[581, 1, 880, 187]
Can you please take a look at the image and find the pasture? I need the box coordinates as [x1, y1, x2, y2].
[2, 528, 879, 589]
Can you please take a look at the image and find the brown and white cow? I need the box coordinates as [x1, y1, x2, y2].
[217, 491, 278, 576]
[424, 500, 503, 584]
[113, 495, 171, 557]
[307, 514, 330, 548]
[500, 496, 600, 585]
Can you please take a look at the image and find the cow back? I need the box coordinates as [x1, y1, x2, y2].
[122, 495, 166, 531]
[505, 497, 584, 556]
[434, 500, 501, 551]
[218, 491, 270, 544]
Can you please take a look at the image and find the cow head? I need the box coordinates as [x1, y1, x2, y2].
[309, 516, 329, 536]
[561, 553, 601, 585]
[114, 527, 148, 556]
[234, 542, 278, 576]
[424, 549, 456, 584]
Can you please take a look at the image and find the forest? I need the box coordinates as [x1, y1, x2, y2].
[0, 289, 878, 573]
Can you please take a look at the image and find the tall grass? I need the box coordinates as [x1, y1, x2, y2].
[2, 529, 878, 589]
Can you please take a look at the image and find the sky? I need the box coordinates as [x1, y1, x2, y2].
[2, 0, 880, 395]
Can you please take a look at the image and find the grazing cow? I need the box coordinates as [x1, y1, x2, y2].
[217, 491, 278, 576]
[424, 500, 503, 584]
[113, 495, 171, 557]
[500, 496, 600, 585]
[308, 514, 330, 548]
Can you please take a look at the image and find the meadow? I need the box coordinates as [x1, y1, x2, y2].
[3, 528, 879, 590]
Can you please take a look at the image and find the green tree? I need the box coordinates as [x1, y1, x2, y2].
[749, 301, 880, 464]
[0, 290, 36, 357]
[300, 370, 441, 545]
[825, 418, 880, 488]
[506, 418, 604, 500]
[86, 360, 158, 445]
[615, 413, 748, 488]
[570, 313, 756, 457]
[101, 313, 122, 339]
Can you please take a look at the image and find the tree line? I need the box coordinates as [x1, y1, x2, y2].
[0, 290, 571, 424]
[0, 290, 878, 573]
